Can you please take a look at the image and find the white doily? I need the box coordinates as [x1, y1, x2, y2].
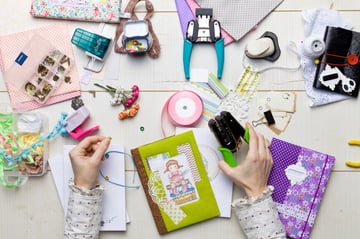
[216, 90, 250, 121]
[275, 202, 316, 225]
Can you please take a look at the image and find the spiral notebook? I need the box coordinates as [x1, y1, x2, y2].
[268, 138, 335, 239]
[131, 130, 220, 234]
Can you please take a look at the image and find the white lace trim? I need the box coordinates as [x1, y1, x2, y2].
[275, 202, 316, 225]
[217, 91, 250, 121]
[232, 185, 274, 207]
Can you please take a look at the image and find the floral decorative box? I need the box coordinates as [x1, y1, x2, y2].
[30, 0, 122, 22]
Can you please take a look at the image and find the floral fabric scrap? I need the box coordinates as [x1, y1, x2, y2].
[30, 0, 122, 22]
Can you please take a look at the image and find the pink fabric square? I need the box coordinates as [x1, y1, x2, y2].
[0, 23, 80, 111]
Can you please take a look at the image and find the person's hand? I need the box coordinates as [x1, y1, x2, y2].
[69, 136, 111, 190]
[218, 122, 273, 197]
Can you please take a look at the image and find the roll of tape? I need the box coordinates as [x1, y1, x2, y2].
[303, 37, 325, 58]
[167, 90, 203, 127]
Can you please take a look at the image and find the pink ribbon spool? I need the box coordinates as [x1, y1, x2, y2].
[161, 90, 203, 136]
[167, 90, 203, 127]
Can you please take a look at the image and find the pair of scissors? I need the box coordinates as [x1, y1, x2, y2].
[345, 140, 360, 167]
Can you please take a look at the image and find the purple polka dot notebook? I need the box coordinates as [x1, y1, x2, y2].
[268, 138, 336, 239]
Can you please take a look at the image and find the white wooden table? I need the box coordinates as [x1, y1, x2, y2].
[1, 1, 360, 238]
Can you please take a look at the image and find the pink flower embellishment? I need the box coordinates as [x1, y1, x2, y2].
[43, 10, 49, 16]
[94, 8, 100, 16]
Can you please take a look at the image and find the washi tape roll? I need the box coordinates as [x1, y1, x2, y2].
[167, 90, 203, 127]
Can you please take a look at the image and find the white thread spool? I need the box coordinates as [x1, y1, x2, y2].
[303, 37, 325, 58]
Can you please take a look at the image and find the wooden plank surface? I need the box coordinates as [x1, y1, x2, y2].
[1, 0, 360, 238]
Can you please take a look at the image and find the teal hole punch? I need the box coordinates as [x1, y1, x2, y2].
[208, 111, 250, 167]
[71, 28, 112, 73]
[183, 8, 224, 79]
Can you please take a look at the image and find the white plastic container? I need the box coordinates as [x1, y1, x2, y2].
[0, 111, 49, 188]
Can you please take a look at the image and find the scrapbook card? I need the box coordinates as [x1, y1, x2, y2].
[253, 92, 296, 134]
[313, 26, 360, 97]
[30, 0, 122, 23]
[131, 130, 220, 234]
[268, 138, 336, 239]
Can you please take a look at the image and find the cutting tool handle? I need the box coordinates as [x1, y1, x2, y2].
[243, 128, 250, 144]
[183, 39, 193, 79]
[218, 147, 237, 167]
[215, 38, 224, 79]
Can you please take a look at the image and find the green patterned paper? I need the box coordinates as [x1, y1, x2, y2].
[131, 130, 220, 234]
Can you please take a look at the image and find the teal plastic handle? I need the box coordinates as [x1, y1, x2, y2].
[183, 39, 193, 79]
[214, 38, 224, 79]
[218, 147, 237, 167]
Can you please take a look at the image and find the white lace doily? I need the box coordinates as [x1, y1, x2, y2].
[216, 90, 250, 121]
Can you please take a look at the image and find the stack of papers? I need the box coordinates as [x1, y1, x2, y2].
[49, 144, 127, 231]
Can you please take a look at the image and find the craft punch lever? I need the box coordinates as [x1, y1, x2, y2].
[183, 8, 224, 79]
[245, 31, 281, 62]
[64, 98, 99, 140]
[208, 111, 249, 167]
